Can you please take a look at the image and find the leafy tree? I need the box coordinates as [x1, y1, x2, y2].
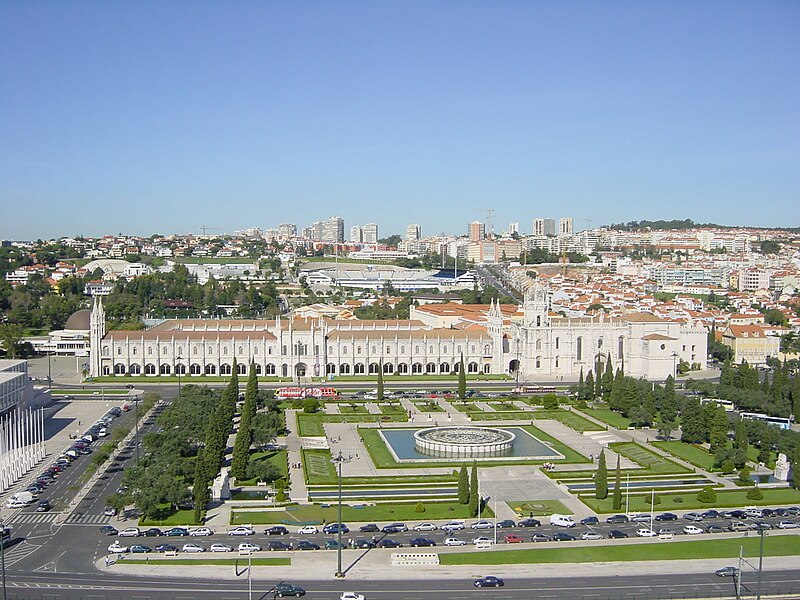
[792, 445, 800, 491]
[469, 462, 479, 517]
[657, 417, 676, 441]
[245, 458, 281, 483]
[0, 323, 23, 358]
[612, 456, 622, 511]
[458, 465, 469, 504]
[302, 397, 320, 413]
[680, 396, 706, 444]
[746, 487, 763, 500]
[697, 486, 717, 504]
[595, 450, 608, 500]
[708, 406, 730, 452]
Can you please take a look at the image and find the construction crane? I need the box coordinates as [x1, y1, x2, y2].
[199, 226, 221, 236]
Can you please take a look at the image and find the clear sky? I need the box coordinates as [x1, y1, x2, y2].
[1, 1, 799, 240]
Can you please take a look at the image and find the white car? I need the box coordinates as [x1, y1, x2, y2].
[118, 527, 140, 537]
[472, 536, 492, 545]
[683, 525, 704, 535]
[444, 537, 467, 546]
[182, 543, 206, 553]
[340, 594, 365, 600]
[227, 526, 255, 536]
[413, 522, 437, 531]
[190, 527, 214, 536]
[107, 542, 128, 554]
[636, 528, 657, 537]
[470, 520, 494, 529]
[210, 543, 233, 552]
[297, 525, 319, 535]
[440, 521, 465, 531]
[5, 500, 27, 509]
[581, 531, 603, 540]
[238, 542, 262, 552]
[776, 520, 798, 529]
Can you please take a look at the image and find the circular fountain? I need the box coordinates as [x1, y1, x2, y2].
[413, 425, 515, 458]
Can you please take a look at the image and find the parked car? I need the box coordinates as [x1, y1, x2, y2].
[530, 534, 552, 542]
[412, 522, 437, 531]
[701, 510, 721, 519]
[776, 520, 798, 529]
[297, 525, 319, 535]
[636, 528, 657, 537]
[472, 536, 493, 545]
[352, 539, 375, 549]
[339, 594, 365, 600]
[608, 530, 629, 539]
[705, 525, 726, 534]
[164, 527, 189, 537]
[474, 576, 504, 588]
[580, 516, 599, 526]
[683, 525, 704, 535]
[155, 544, 178, 553]
[99, 526, 118, 536]
[409, 537, 436, 547]
[142, 528, 163, 537]
[470, 520, 494, 530]
[238, 542, 262, 552]
[36, 499, 51, 512]
[210, 544, 233, 552]
[295, 540, 320, 551]
[495, 519, 517, 528]
[266, 526, 289, 536]
[606, 514, 629, 524]
[359, 523, 379, 533]
[323, 523, 350, 535]
[440, 521, 465, 532]
[129, 544, 151, 554]
[580, 531, 603, 540]
[190, 527, 214, 536]
[227, 526, 255, 536]
[377, 538, 402, 548]
[630, 514, 651, 523]
[504, 534, 524, 543]
[517, 518, 541, 527]
[275, 583, 306, 598]
[107, 542, 128, 554]
[182, 543, 206, 553]
[444, 537, 466, 546]
[118, 527, 140, 537]
[655, 512, 678, 521]
[325, 540, 346, 550]
[715, 566, 740, 578]
[684, 513, 704, 522]
[552, 532, 576, 542]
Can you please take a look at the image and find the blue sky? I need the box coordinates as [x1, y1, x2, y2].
[1, 1, 798, 240]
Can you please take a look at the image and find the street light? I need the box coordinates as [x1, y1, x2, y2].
[1, 520, 8, 600]
[331, 450, 351, 578]
[671, 352, 678, 379]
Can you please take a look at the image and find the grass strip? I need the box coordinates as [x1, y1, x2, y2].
[439, 534, 800, 565]
[578, 487, 800, 513]
[582, 407, 632, 430]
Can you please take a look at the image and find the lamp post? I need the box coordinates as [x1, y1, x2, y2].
[1, 520, 7, 600]
[47, 349, 52, 390]
[331, 451, 351, 578]
[134, 395, 140, 468]
[756, 527, 766, 600]
[671, 352, 678, 379]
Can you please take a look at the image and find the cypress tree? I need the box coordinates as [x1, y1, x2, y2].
[793, 445, 800, 491]
[469, 462, 479, 517]
[458, 465, 469, 504]
[577, 368, 585, 400]
[231, 362, 258, 480]
[594, 363, 602, 398]
[377, 359, 384, 401]
[612, 455, 622, 510]
[585, 370, 595, 401]
[602, 359, 614, 399]
[595, 449, 608, 499]
[709, 406, 730, 452]
[457, 354, 467, 400]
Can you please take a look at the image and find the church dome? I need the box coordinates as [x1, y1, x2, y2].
[64, 309, 91, 331]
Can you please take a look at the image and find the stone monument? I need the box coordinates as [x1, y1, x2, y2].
[212, 467, 231, 500]
[774, 453, 790, 482]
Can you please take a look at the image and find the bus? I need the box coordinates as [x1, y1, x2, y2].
[512, 385, 559, 395]
[276, 387, 338, 400]
[700, 398, 735, 411]
[739, 412, 792, 430]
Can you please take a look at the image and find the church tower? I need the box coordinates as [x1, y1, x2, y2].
[523, 282, 549, 328]
[89, 296, 106, 378]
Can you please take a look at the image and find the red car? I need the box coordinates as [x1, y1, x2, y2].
[504, 534, 523, 543]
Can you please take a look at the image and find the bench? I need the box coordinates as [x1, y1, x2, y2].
[391, 552, 439, 566]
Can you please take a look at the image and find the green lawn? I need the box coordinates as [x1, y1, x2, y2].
[302, 449, 337, 484]
[139, 509, 203, 527]
[611, 442, 690, 475]
[506, 500, 572, 517]
[230, 500, 492, 525]
[579, 486, 800, 513]
[439, 534, 800, 565]
[413, 401, 445, 413]
[337, 404, 369, 414]
[532, 410, 606, 432]
[582, 407, 632, 430]
[233, 449, 289, 485]
[652, 441, 718, 471]
[120, 557, 290, 566]
[296, 412, 407, 437]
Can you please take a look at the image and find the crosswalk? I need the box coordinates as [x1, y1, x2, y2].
[63, 512, 112, 525]
[6, 511, 112, 526]
[6, 512, 58, 525]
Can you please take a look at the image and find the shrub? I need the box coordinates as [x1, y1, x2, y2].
[415, 502, 425, 513]
[697, 487, 717, 504]
[746, 487, 763, 501]
[721, 459, 735, 475]
[672, 496, 684, 504]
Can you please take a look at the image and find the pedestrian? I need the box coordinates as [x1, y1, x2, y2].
[105, 555, 109, 567]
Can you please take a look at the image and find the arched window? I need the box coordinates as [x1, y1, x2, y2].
[618, 336, 624, 358]
[483, 344, 491, 355]
[177, 346, 183, 355]
[175, 363, 186, 375]
[255, 364, 262, 375]
[254, 347, 259, 355]
[576, 337, 582, 361]
[238, 346, 243, 354]
[159, 364, 171, 375]
[555, 337, 559, 350]
[102, 346, 110, 357]
[102, 366, 111, 376]
[415, 345, 420, 353]
[371, 346, 377, 354]
[356, 346, 362, 355]
[412, 362, 423, 374]
[426, 362, 436, 374]
[368, 362, 380, 375]
[442, 345, 448, 353]
[237, 363, 246, 375]
[265, 363, 276, 375]
[383, 362, 394, 374]
[400, 345, 406, 354]
[208, 346, 214, 354]
[483, 364, 491, 374]
[536, 339, 542, 351]
[440, 363, 450, 374]
[453, 361, 460, 373]
[223, 347, 229, 355]
[555, 356, 560, 368]
[354, 363, 365, 374]
[205, 364, 216, 375]
[326, 363, 336, 375]
[598, 338, 603, 349]
[471, 345, 476, 353]
[429, 345, 434, 353]
[114, 363, 126, 375]
[537, 315, 541, 327]
[117, 347, 122, 356]
[468, 361, 479, 374]
[342, 346, 348, 355]
[132, 347, 137, 356]
[129, 363, 141, 375]
[148, 347, 153, 355]
[397, 363, 408, 374]
[281, 364, 288, 377]
[339, 363, 351, 374]
[162, 346, 168, 354]
[220, 364, 232, 375]
[535, 356, 541, 369]
[193, 347, 199, 355]
[190, 363, 202, 375]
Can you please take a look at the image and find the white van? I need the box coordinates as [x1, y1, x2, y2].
[11, 491, 34, 504]
[549, 514, 576, 528]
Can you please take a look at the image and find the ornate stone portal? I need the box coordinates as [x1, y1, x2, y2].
[414, 426, 515, 458]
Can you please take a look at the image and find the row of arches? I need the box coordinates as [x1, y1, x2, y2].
[324, 361, 486, 376]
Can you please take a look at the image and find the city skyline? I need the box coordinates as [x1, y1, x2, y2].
[2, 2, 799, 240]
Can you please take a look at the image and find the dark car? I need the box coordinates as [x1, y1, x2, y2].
[705, 525, 726, 534]
[164, 527, 189, 536]
[377, 538, 403, 548]
[760, 509, 774, 518]
[359, 523, 379, 533]
[129, 544, 152, 553]
[496, 519, 517, 528]
[325, 540, 346, 550]
[606, 514, 629, 524]
[99, 526, 118, 536]
[655, 513, 678, 521]
[580, 516, 599, 526]
[701, 510, 721, 519]
[266, 526, 289, 535]
[608, 530, 629, 539]
[715, 566, 740, 578]
[382, 522, 408, 533]
[275, 583, 306, 598]
[142, 528, 163, 537]
[323, 523, 349, 535]
[474, 576, 504, 588]
[517, 518, 541, 527]
[353, 539, 375, 549]
[552, 532, 576, 542]
[36, 499, 51, 512]
[295, 540, 320, 551]
[267, 540, 293, 551]
[155, 544, 178, 553]
[409, 537, 436, 547]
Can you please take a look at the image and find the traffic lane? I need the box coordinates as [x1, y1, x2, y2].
[6, 568, 800, 600]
